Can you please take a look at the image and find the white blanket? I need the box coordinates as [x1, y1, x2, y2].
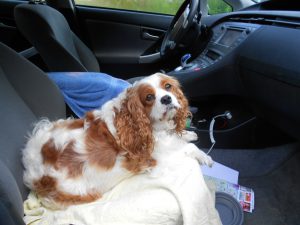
[24, 152, 221, 225]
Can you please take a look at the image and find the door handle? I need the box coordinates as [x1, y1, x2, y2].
[142, 32, 160, 41]
[0, 22, 16, 29]
[141, 27, 164, 41]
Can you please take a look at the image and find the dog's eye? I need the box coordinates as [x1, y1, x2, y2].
[165, 83, 172, 90]
[146, 94, 155, 102]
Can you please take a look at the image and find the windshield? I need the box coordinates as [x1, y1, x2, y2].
[252, 0, 270, 2]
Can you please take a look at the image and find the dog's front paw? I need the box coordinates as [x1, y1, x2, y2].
[200, 153, 213, 167]
[185, 146, 214, 167]
[182, 130, 198, 142]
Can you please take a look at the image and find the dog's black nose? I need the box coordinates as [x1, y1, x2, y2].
[161, 95, 172, 105]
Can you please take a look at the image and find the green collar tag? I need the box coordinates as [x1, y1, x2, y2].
[186, 117, 191, 128]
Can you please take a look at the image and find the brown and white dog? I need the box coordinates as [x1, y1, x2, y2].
[22, 73, 212, 209]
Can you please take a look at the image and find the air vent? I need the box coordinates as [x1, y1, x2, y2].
[229, 16, 300, 29]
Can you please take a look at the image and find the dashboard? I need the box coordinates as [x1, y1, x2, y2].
[184, 22, 260, 71]
[171, 5, 300, 140]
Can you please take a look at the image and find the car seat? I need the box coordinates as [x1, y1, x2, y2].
[14, 3, 144, 84]
[14, 3, 100, 73]
[0, 42, 66, 225]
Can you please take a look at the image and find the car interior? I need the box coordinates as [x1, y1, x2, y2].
[14, 3, 101, 73]
[0, 0, 299, 224]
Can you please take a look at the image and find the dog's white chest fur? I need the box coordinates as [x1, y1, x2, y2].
[151, 131, 213, 177]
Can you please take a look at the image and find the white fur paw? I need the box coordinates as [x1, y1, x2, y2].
[182, 130, 198, 142]
[200, 154, 214, 167]
[186, 148, 214, 167]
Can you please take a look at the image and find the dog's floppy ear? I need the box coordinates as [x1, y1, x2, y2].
[174, 88, 189, 133]
[166, 76, 190, 134]
[114, 87, 155, 173]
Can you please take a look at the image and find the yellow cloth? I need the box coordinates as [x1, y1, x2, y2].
[24, 158, 221, 225]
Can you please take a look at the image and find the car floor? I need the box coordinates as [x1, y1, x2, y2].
[208, 143, 300, 225]
[241, 152, 300, 225]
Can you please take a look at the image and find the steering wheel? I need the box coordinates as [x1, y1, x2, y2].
[160, 0, 200, 57]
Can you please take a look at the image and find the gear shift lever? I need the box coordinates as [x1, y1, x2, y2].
[181, 53, 192, 67]
[175, 53, 193, 71]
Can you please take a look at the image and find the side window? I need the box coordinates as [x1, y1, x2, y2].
[207, 0, 232, 15]
[74, 0, 185, 15]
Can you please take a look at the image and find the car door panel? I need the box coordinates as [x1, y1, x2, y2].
[84, 20, 158, 64]
[76, 6, 173, 76]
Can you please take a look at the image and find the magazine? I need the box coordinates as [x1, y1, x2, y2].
[205, 176, 255, 213]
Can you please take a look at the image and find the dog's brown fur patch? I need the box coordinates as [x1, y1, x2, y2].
[41, 139, 84, 178]
[85, 118, 121, 170]
[122, 157, 157, 174]
[34, 176, 101, 206]
[67, 119, 84, 129]
[34, 175, 57, 197]
[57, 140, 85, 178]
[41, 139, 59, 166]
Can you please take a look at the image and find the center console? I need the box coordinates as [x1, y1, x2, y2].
[176, 22, 261, 72]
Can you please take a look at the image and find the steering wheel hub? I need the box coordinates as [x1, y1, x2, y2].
[160, 0, 200, 57]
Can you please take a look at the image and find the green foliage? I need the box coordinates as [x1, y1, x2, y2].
[75, 0, 232, 15]
[208, 0, 232, 14]
[75, 0, 184, 15]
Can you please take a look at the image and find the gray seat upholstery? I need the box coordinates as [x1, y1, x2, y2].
[14, 3, 144, 84]
[14, 3, 100, 72]
[0, 42, 66, 224]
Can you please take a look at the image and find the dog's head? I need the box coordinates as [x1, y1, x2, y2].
[114, 73, 189, 167]
[134, 73, 189, 132]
